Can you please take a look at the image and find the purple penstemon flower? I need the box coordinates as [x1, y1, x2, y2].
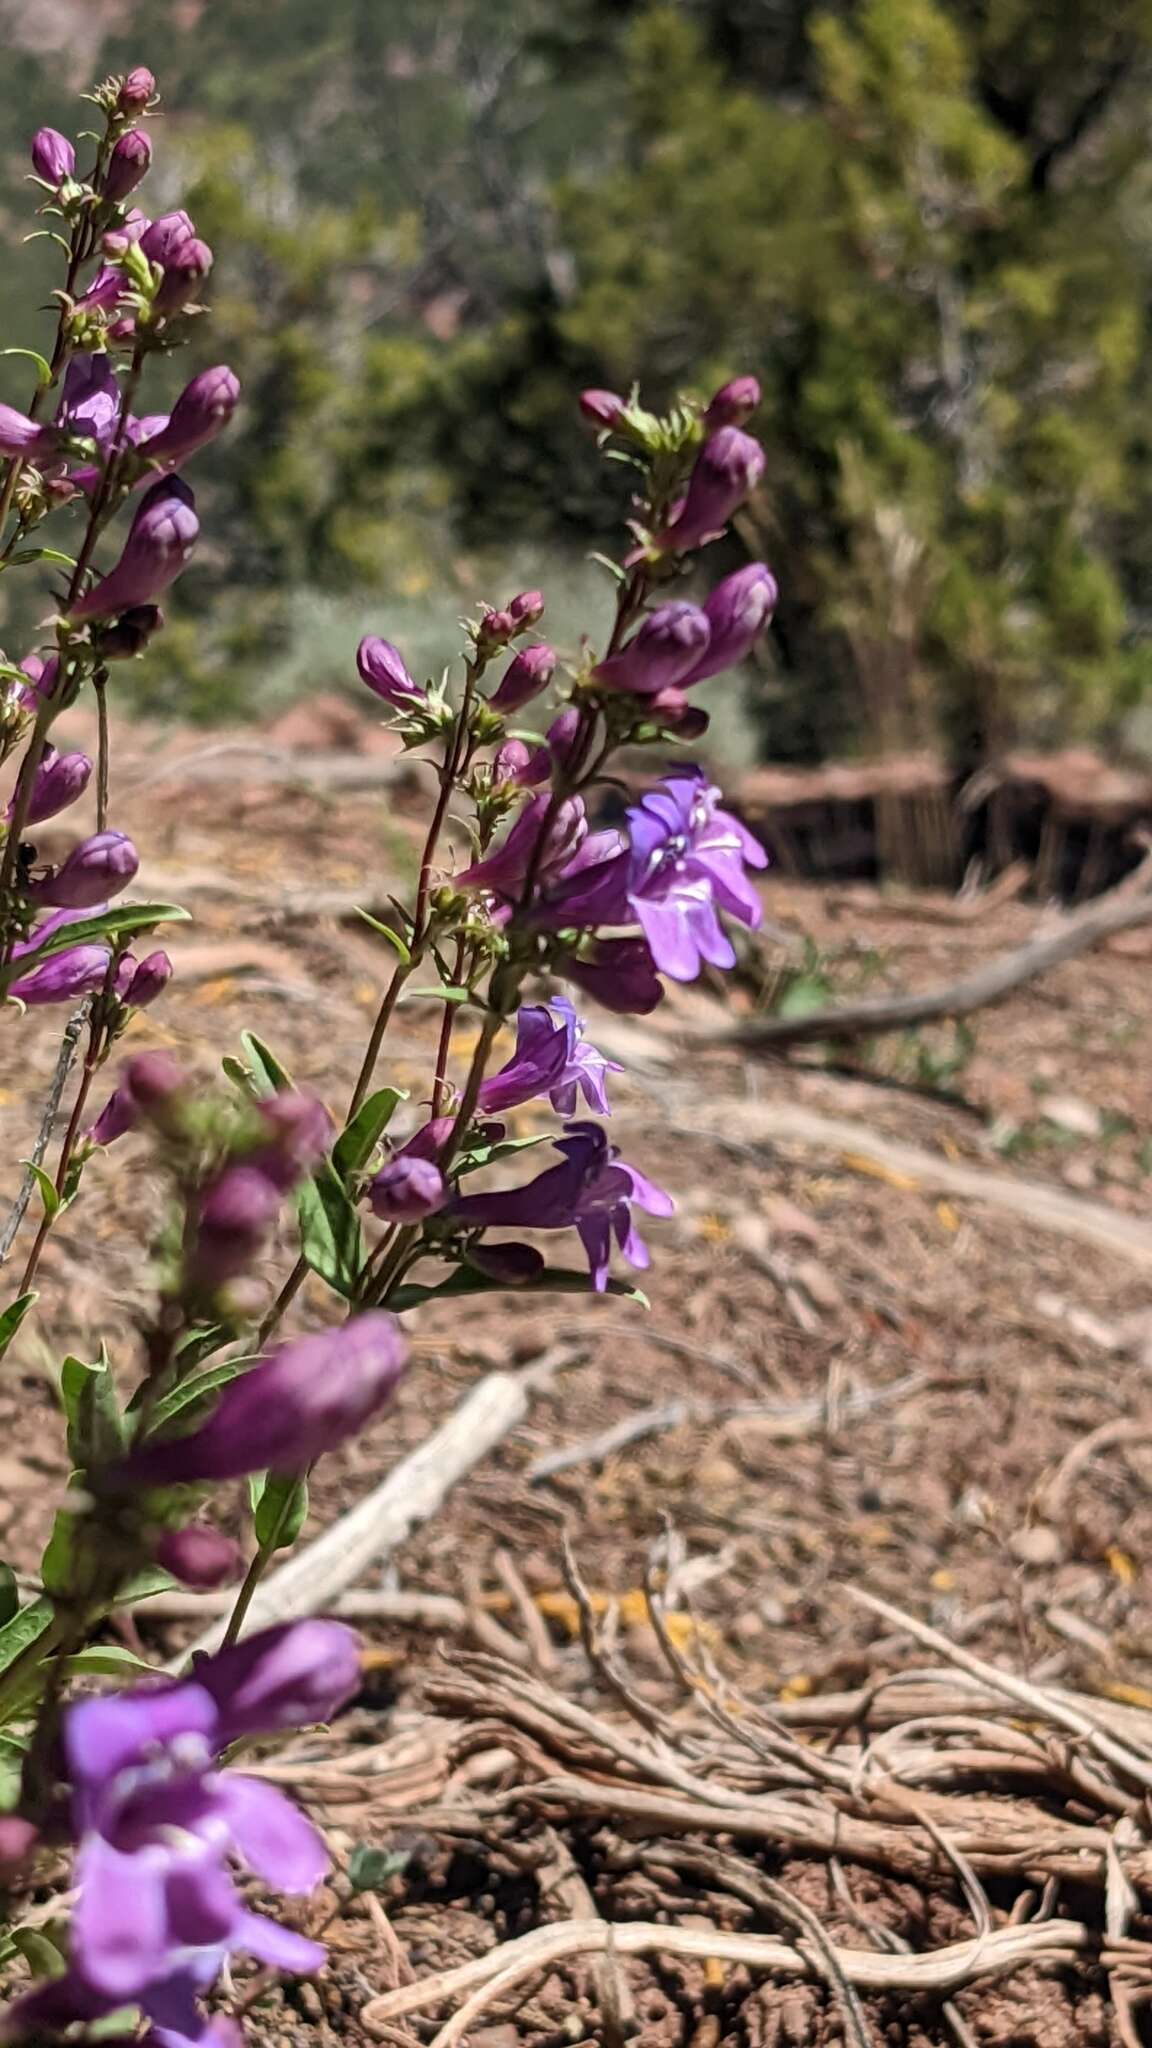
[455, 792, 589, 902]
[479, 997, 621, 1117]
[3, 1624, 358, 2043]
[624, 769, 767, 979]
[454, 1120, 672, 1292]
[69, 477, 199, 622]
[590, 601, 711, 697]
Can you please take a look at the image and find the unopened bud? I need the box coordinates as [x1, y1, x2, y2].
[368, 1155, 446, 1223]
[124, 949, 171, 1008]
[28, 830, 138, 909]
[117, 67, 156, 114]
[703, 375, 761, 429]
[488, 642, 556, 713]
[104, 128, 152, 203]
[356, 636, 424, 710]
[579, 389, 626, 430]
[508, 590, 544, 628]
[31, 128, 75, 187]
[70, 477, 198, 623]
[152, 237, 213, 317]
[155, 1525, 242, 1590]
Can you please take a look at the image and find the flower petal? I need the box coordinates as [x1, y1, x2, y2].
[217, 1775, 329, 1893]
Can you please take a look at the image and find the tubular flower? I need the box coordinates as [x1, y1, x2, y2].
[590, 602, 711, 697]
[479, 997, 620, 1117]
[69, 477, 198, 622]
[113, 1313, 409, 1486]
[624, 769, 767, 980]
[675, 564, 777, 688]
[653, 427, 765, 554]
[356, 635, 424, 709]
[135, 367, 240, 468]
[454, 1120, 672, 1293]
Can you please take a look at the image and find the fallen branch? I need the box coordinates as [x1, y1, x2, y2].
[633, 1102, 1152, 1268]
[137, 1587, 467, 1628]
[720, 853, 1152, 1049]
[173, 1353, 576, 1662]
[358, 1914, 1101, 2041]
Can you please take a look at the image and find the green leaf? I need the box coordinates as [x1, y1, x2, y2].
[147, 1355, 251, 1435]
[297, 1163, 363, 1298]
[9, 904, 190, 976]
[60, 1349, 124, 1466]
[333, 1087, 406, 1179]
[347, 1843, 412, 1892]
[1, 347, 53, 387]
[221, 1054, 253, 1095]
[389, 1265, 648, 1310]
[114, 1563, 178, 1606]
[251, 1469, 308, 1551]
[774, 974, 833, 1020]
[0, 1293, 36, 1364]
[455, 1132, 551, 1175]
[21, 1163, 59, 1226]
[239, 1031, 293, 1097]
[0, 1598, 53, 1680]
[0, 1567, 18, 1630]
[64, 1644, 162, 1678]
[407, 985, 477, 1007]
[8, 547, 77, 569]
[354, 909, 411, 963]
[39, 1509, 74, 1599]
[11, 1928, 67, 1977]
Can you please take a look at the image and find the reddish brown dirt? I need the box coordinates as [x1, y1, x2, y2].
[1, 706, 1151, 2043]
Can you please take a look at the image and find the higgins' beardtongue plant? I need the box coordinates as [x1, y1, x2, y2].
[0, 64, 778, 2048]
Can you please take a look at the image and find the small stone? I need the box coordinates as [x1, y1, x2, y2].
[1062, 1157, 1097, 1191]
[1044, 1095, 1101, 1138]
[1008, 1523, 1065, 1567]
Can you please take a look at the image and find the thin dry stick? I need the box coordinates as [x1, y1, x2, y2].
[358, 1915, 1099, 2039]
[0, 1004, 87, 1264]
[845, 1586, 1152, 1795]
[1038, 1419, 1152, 1525]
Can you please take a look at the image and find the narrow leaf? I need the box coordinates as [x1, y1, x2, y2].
[296, 1163, 363, 1298]
[0, 1292, 37, 1364]
[10, 904, 189, 975]
[354, 909, 411, 963]
[0, 1598, 53, 1679]
[333, 1087, 406, 1180]
[0, 1566, 18, 1630]
[21, 1162, 59, 1226]
[239, 1031, 293, 1096]
[1, 347, 53, 386]
[60, 1351, 124, 1465]
[252, 1470, 308, 1551]
[389, 1265, 648, 1310]
[148, 1356, 251, 1435]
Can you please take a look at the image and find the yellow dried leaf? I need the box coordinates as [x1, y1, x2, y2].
[859, 1520, 896, 1547]
[1105, 1546, 1137, 1584]
[358, 1646, 404, 1672]
[930, 1567, 955, 1591]
[939, 1134, 962, 1162]
[838, 1152, 921, 1191]
[192, 978, 235, 1005]
[1097, 1678, 1152, 1710]
[778, 1674, 812, 1701]
[697, 1213, 731, 1244]
[355, 982, 377, 1005]
[704, 1958, 725, 1990]
[936, 1201, 960, 1233]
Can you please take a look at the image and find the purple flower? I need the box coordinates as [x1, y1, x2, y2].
[10, 745, 92, 825]
[250, 1089, 333, 1190]
[118, 66, 156, 112]
[153, 238, 213, 316]
[479, 997, 621, 1117]
[28, 829, 139, 908]
[31, 127, 74, 185]
[190, 1166, 282, 1291]
[456, 792, 588, 900]
[7, 943, 111, 1005]
[0, 403, 57, 461]
[74, 261, 130, 316]
[86, 1082, 141, 1147]
[86, 1049, 183, 1146]
[114, 1313, 408, 1486]
[155, 1526, 241, 1590]
[356, 635, 424, 709]
[654, 427, 765, 554]
[125, 949, 172, 1008]
[70, 477, 198, 621]
[591, 602, 711, 696]
[368, 1154, 446, 1222]
[565, 936, 664, 1016]
[140, 211, 196, 266]
[579, 389, 626, 429]
[492, 738, 550, 787]
[625, 769, 767, 979]
[508, 589, 544, 627]
[9, 1624, 356, 2030]
[136, 366, 240, 468]
[104, 127, 152, 202]
[194, 1620, 361, 1743]
[676, 563, 777, 687]
[57, 352, 121, 448]
[546, 705, 582, 770]
[102, 207, 150, 256]
[703, 375, 761, 429]
[455, 1120, 672, 1292]
[488, 642, 556, 713]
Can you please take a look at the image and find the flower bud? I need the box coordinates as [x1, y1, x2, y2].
[29, 830, 138, 908]
[8, 944, 111, 1007]
[69, 476, 198, 622]
[508, 589, 545, 628]
[124, 949, 171, 1008]
[116, 1313, 409, 1486]
[703, 375, 761, 429]
[565, 936, 663, 1015]
[655, 427, 765, 554]
[368, 1155, 446, 1222]
[195, 1620, 362, 1743]
[191, 1166, 282, 1291]
[467, 1241, 545, 1285]
[117, 67, 156, 113]
[356, 635, 424, 709]
[476, 607, 515, 653]
[579, 389, 626, 430]
[0, 405, 57, 461]
[0, 1818, 38, 1877]
[73, 263, 127, 316]
[95, 603, 165, 660]
[493, 738, 550, 788]
[677, 562, 777, 687]
[9, 746, 91, 826]
[31, 128, 74, 186]
[252, 1090, 333, 1190]
[86, 1082, 140, 1148]
[155, 1525, 242, 1590]
[488, 642, 556, 713]
[592, 601, 711, 696]
[102, 208, 149, 257]
[104, 128, 152, 203]
[546, 706, 582, 769]
[139, 210, 195, 265]
[123, 1048, 184, 1114]
[152, 236, 213, 316]
[136, 365, 240, 467]
[649, 688, 710, 740]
